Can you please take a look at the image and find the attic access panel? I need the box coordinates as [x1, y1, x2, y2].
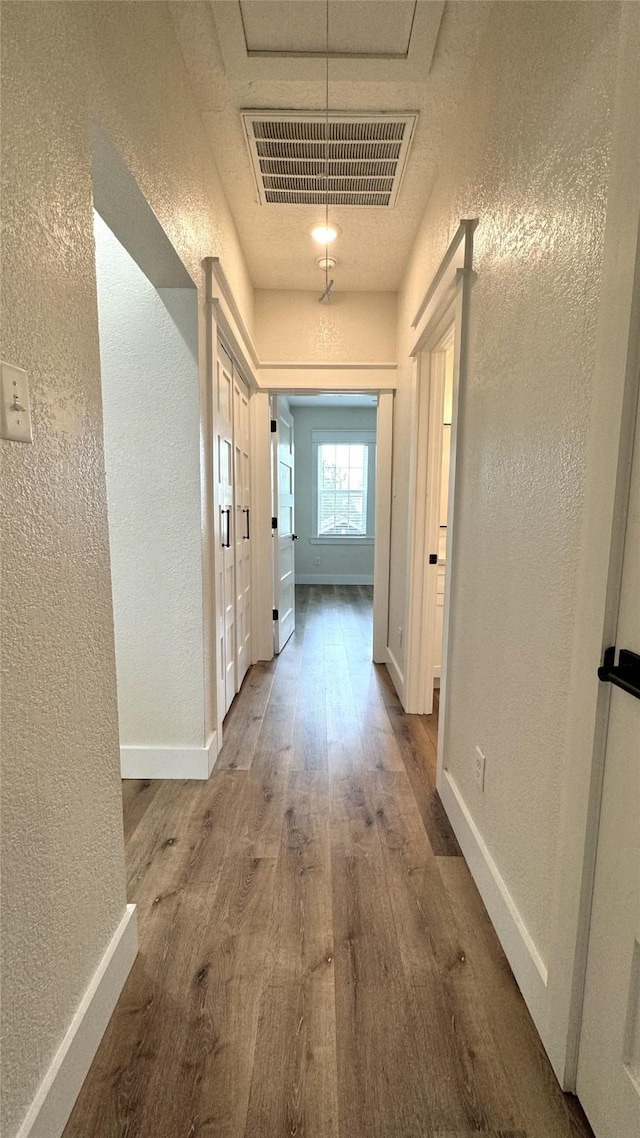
[241, 112, 418, 207]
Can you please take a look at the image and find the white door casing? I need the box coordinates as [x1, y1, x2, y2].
[234, 370, 252, 688]
[272, 397, 295, 653]
[404, 220, 476, 719]
[420, 324, 455, 714]
[214, 341, 236, 718]
[577, 380, 640, 1138]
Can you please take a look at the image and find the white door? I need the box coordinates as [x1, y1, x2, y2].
[233, 371, 251, 688]
[272, 397, 295, 653]
[422, 326, 455, 714]
[577, 383, 640, 1138]
[215, 342, 236, 716]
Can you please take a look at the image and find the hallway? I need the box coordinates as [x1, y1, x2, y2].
[64, 586, 591, 1137]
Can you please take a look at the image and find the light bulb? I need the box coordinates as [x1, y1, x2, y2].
[311, 224, 338, 245]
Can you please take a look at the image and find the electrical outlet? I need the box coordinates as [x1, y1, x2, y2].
[315, 556, 321, 565]
[474, 746, 486, 792]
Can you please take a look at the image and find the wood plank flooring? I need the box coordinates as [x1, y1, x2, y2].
[64, 585, 592, 1138]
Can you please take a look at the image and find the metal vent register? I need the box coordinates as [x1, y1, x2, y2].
[241, 112, 418, 207]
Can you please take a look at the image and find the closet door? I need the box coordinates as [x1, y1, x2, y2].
[233, 370, 251, 689]
[577, 387, 640, 1138]
[214, 342, 236, 716]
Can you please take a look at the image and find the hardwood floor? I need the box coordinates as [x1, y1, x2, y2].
[64, 585, 592, 1137]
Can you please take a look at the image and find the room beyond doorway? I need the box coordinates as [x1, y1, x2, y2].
[289, 396, 378, 589]
[268, 390, 393, 668]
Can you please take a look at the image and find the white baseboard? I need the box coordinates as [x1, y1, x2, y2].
[384, 645, 405, 705]
[120, 730, 217, 779]
[17, 904, 138, 1138]
[295, 573, 374, 585]
[438, 769, 549, 1042]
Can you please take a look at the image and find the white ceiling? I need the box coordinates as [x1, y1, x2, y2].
[170, 1, 490, 292]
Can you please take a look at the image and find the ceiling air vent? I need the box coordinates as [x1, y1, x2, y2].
[241, 112, 418, 208]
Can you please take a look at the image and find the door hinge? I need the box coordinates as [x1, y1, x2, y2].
[271, 516, 278, 529]
[272, 608, 279, 621]
[270, 419, 277, 433]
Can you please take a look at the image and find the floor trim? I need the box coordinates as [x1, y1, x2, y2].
[384, 645, 406, 705]
[295, 574, 374, 585]
[16, 904, 138, 1138]
[439, 769, 549, 1039]
[120, 731, 217, 779]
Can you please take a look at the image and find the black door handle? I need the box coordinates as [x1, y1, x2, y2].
[292, 533, 299, 541]
[222, 508, 231, 548]
[244, 508, 250, 540]
[598, 646, 640, 701]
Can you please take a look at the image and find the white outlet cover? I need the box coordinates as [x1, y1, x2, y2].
[1, 362, 32, 443]
[475, 745, 486, 791]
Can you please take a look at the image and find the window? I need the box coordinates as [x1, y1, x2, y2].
[312, 429, 376, 542]
[318, 443, 368, 535]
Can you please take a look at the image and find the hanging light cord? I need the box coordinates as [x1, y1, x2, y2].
[319, 0, 334, 303]
[324, 0, 329, 298]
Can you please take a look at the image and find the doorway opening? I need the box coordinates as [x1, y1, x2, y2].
[92, 203, 212, 785]
[405, 304, 462, 792]
[270, 392, 383, 661]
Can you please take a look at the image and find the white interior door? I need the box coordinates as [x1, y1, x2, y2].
[272, 397, 295, 653]
[577, 383, 640, 1138]
[422, 326, 454, 714]
[215, 342, 236, 716]
[233, 371, 251, 689]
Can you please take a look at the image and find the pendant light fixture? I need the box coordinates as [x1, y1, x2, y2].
[319, 0, 335, 303]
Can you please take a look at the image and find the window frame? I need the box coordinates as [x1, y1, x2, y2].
[311, 428, 376, 544]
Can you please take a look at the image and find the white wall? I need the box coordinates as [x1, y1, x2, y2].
[291, 406, 377, 584]
[255, 289, 397, 362]
[0, 3, 253, 1134]
[388, 0, 623, 1070]
[94, 213, 205, 751]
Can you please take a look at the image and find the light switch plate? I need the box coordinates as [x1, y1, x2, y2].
[1, 361, 33, 442]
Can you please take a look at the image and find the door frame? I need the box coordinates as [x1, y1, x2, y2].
[252, 387, 394, 664]
[205, 259, 261, 748]
[403, 220, 476, 752]
[270, 394, 296, 655]
[405, 310, 460, 719]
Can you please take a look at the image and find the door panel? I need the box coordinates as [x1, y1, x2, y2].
[234, 372, 251, 689]
[577, 386, 640, 1138]
[273, 398, 295, 653]
[215, 343, 236, 717]
[422, 329, 454, 710]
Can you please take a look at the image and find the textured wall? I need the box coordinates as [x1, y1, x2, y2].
[389, 0, 618, 963]
[95, 214, 205, 749]
[0, 3, 253, 1135]
[291, 406, 377, 582]
[255, 290, 397, 362]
